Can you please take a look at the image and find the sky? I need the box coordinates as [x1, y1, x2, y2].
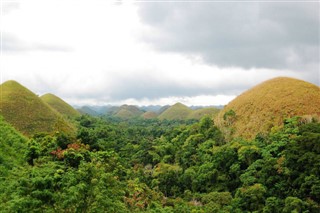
[1, 0, 319, 106]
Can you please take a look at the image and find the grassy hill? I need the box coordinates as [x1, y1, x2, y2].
[0, 116, 27, 174]
[112, 105, 144, 119]
[158, 103, 193, 120]
[215, 77, 320, 139]
[41, 93, 80, 118]
[0, 80, 75, 136]
[188, 107, 220, 120]
[141, 111, 158, 119]
[77, 106, 100, 116]
[158, 103, 220, 120]
[158, 105, 170, 114]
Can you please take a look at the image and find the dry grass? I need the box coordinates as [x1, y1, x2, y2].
[215, 77, 320, 139]
[141, 111, 158, 119]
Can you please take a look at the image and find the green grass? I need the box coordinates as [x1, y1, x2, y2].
[158, 103, 193, 120]
[187, 107, 220, 120]
[0, 80, 75, 136]
[41, 93, 80, 118]
[216, 77, 320, 139]
[158, 103, 220, 121]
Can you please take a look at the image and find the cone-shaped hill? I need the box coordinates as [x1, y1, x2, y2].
[141, 111, 158, 119]
[77, 106, 100, 116]
[0, 80, 75, 136]
[110, 105, 144, 119]
[188, 107, 220, 120]
[158, 103, 193, 120]
[216, 77, 320, 139]
[41, 93, 80, 118]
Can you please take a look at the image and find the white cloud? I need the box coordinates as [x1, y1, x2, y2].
[1, 0, 318, 106]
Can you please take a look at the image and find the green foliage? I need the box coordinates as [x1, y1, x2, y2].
[0, 116, 27, 174]
[223, 109, 236, 125]
[1, 112, 320, 212]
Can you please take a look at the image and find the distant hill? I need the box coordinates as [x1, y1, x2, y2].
[41, 93, 80, 118]
[141, 111, 158, 119]
[157, 105, 170, 115]
[108, 105, 144, 119]
[0, 80, 75, 136]
[158, 103, 193, 120]
[216, 77, 320, 139]
[158, 103, 220, 120]
[77, 106, 100, 116]
[188, 107, 220, 120]
[139, 105, 164, 113]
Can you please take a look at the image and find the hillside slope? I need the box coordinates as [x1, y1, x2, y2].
[0, 116, 27, 173]
[216, 77, 320, 139]
[158, 103, 192, 120]
[41, 93, 80, 118]
[77, 106, 100, 116]
[0, 80, 75, 136]
[188, 107, 220, 120]
[112, 105, 144, 119]
[141, 111, 158, 119]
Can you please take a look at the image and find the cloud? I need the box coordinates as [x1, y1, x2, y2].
[2, 1, 318, 107]
[2, 2, 20, 15]
[137, 2, 319, 73]
[2, 34, 72, 53]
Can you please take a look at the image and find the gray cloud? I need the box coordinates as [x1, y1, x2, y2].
[137, 2, 319, 73]
[108, 76, 242, 101]
[2, 34, 72, 53]
[58, 70, 262, 102]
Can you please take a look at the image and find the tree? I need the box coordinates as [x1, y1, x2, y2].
[235, 183, 266, 211]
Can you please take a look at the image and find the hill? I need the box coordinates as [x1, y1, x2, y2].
[215, 77, 320, 139]
[157, 105, 170, 114]
[141, 111, 158, 119]
[112, 105, 144, 119]
[77, 106, 100, 116]
[40, 93, 80, 118]
[0, 80, 75, 136]
[158, 103, 193, 120]
[139, 105, 163, 113]
[187, 107, 220, 120]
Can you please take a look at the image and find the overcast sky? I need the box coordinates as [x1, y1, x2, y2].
[1, 0, 319, 106]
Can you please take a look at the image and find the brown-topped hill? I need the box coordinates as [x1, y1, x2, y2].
[216, 77, 320, 139]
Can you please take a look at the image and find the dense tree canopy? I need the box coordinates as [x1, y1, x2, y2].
[1, 115, 319, 212]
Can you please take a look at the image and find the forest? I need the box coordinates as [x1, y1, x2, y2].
[1, 114, 319, 212]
